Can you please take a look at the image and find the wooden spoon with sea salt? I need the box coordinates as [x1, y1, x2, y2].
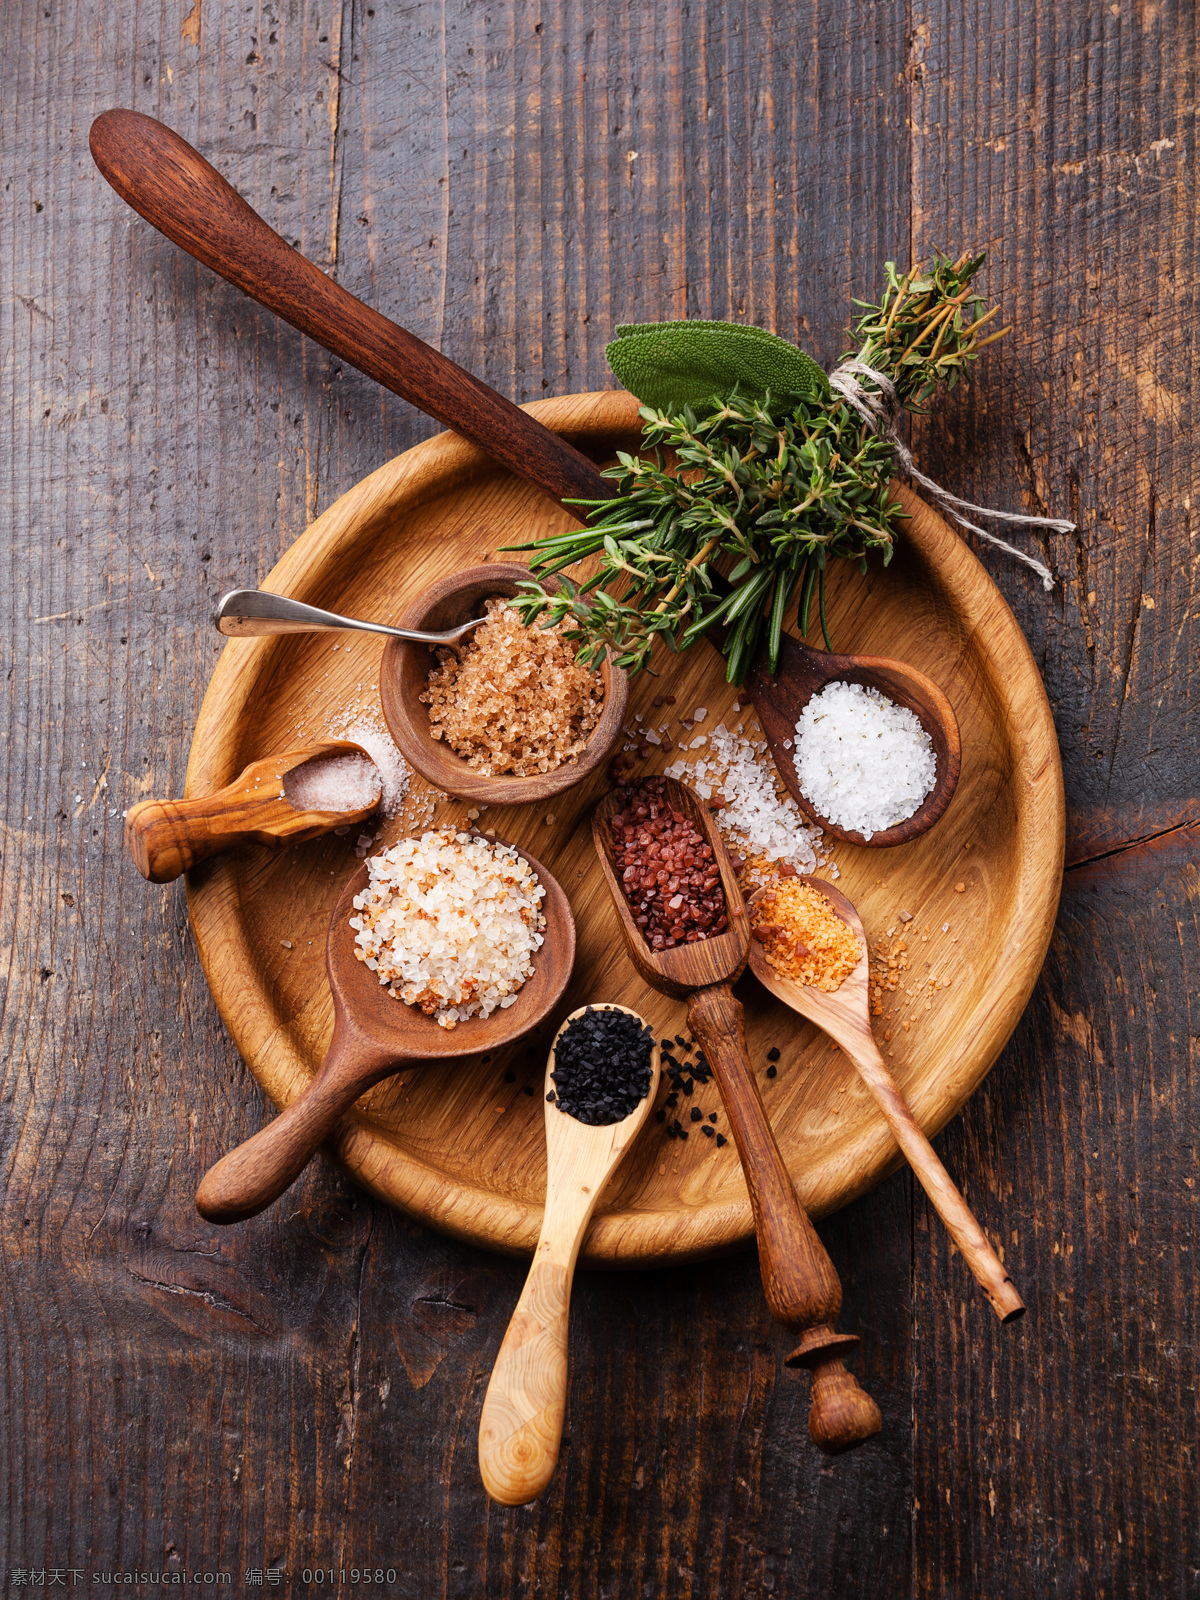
[125, 741, 382, 883]
[746, 877, 1025, 1322]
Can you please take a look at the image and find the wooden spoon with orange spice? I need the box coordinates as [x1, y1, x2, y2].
[747, 876, 1025, 1323]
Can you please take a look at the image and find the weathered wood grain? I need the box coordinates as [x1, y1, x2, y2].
[1, 0, 1195, 1595]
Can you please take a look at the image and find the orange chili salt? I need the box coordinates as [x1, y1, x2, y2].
[751, 881, 862, 992]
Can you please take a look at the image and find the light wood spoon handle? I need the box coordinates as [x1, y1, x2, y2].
[125, 788, 333, 882]
[480, 1007, 660, 1502]
[124, 743, 378, 882]
[478, 1232, 577, 1504]
[687, 982, 882, 1453]
[196, 1031, 393, 1224]
[848, 1038, 1024, 1320]
[89, 110, 610, 513]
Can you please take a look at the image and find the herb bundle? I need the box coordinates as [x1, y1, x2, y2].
[507, 252, 1009, 683]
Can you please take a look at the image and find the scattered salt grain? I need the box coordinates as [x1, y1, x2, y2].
[349, 830, 546, 1029]
[794, 681, 936, 840]
[666, 722, 819, 876]
[692, 707, 708, 723]
[283, 752, 381, 814]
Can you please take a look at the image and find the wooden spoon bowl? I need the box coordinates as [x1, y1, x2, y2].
[592, 777, 881, 1453]
[742, 638, 961, 847]
[746, 875, 1024, 1321]
[195, 837, 576, 1223]
[379, 562, 629, 807]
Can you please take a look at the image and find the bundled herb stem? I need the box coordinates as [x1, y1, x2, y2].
[507, 251, 1007, 684]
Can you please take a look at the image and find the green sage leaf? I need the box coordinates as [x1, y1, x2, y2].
[605, 319, 830, 412]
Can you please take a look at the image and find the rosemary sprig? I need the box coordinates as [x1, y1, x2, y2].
[507, 251, 1006, 684]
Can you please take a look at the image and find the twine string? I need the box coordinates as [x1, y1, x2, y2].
[828, 358, 1073, 592]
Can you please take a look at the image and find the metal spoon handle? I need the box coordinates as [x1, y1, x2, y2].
[215, 588, 484, 645]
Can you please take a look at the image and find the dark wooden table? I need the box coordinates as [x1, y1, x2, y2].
[2, 3, 1196, 1595]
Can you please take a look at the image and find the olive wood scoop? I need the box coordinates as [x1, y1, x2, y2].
[125, 740, 380, 884]
[89, 109, 959, 848]
[591, 778, 881, 1453]
[195, 843, 575, 1224]
[479, 1005, 661, 1505]
[747, 877, 1025, 1322]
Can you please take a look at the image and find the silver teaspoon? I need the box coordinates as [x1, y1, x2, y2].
[215, 588, 488, 645]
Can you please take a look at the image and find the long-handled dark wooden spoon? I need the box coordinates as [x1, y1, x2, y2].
[479, 1005, 661, 1505]
[747, 877, 1024, 1321]
[195, 842, 575, 1224]
[591, 778, 881, 1453]
[89, 109, 960, 848]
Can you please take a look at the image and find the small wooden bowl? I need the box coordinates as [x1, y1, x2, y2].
[379, 562, 629, 806]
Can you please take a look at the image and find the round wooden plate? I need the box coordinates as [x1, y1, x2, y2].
[185, 390, 1065, 1266]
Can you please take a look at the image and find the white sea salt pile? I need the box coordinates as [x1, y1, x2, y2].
[349, 830, 546, 1029]
[283, 752, 382, 814]
[665, 721, 819, 876]
[794, 681, 936, 840]
[322, 712, 411, 818]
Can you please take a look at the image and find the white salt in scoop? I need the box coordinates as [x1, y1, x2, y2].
[283, 751, 383, 814]
[794, 681, 937, 841]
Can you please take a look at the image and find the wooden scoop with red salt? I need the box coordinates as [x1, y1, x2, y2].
[124, 740, 382, 883]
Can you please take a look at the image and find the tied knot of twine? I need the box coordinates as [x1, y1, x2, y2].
[828, 359, 1075, 591]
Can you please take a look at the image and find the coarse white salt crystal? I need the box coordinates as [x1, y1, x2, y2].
[280, 940, 293, 949]
[350, 830, 545, 1029]
[782, 739, 792, 750]
[943, 922, 950, 933]
[690, 735, 707, 748]
[283, 752, 381, 814]
[645, 730, 661, 745]
[692, 707, 707, 722]
[794, 681, 936, 841]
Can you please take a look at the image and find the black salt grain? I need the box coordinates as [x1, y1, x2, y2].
[548, 1006, 656, 1126]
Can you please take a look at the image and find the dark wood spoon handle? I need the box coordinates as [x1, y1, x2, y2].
[89, 110, 612, 513]
[686, 982, 882, 1453]
[195, 1029, 394, 1224]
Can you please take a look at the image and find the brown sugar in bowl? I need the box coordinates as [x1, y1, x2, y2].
[379, 562, 630, 805]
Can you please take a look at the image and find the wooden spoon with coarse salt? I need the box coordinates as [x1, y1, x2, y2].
[746, 877, 1025, 1322]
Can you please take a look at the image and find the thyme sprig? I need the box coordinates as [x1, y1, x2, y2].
[507, 251, 1007, 683]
